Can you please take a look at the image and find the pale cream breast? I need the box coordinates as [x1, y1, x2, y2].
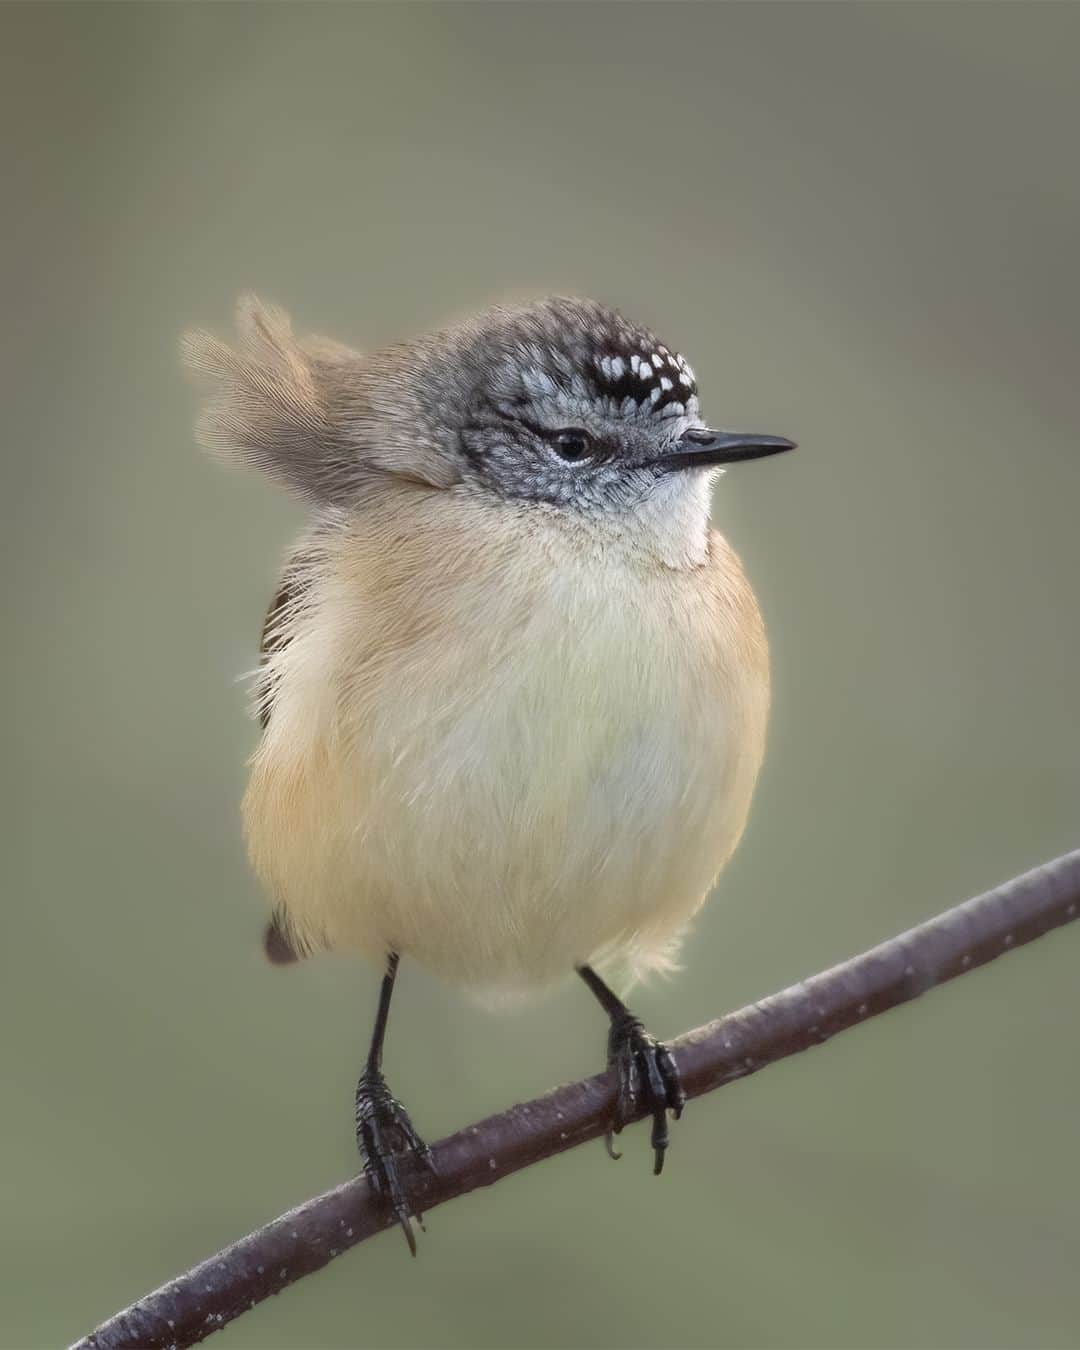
[244, 482, 769, 997]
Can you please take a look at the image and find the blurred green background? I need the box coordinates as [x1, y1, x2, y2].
[4, 4, 1080, 1348]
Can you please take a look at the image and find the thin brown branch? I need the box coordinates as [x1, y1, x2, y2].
[73, 849, 1080, 1350]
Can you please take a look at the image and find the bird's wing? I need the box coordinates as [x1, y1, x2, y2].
[255, 554, 315, 964]
[256, 563, 308, 730]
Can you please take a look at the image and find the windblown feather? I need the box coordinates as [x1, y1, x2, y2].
[181, 294, 362, 503]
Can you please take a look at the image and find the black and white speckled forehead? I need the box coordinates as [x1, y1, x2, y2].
[588, 340, 698, 419]
[485, 299, 700, 424]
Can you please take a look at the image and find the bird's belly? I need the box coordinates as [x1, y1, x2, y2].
[245, 536, 767, 997]
[248, 604, 754, 997]
[358, 658, 738, 994]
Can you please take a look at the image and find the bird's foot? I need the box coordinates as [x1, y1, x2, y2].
[605, 1012, 686, 1175]
[355, 1068, 437, 1255]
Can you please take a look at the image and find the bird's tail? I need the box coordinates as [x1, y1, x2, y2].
[263, 912, 303, 966]
[181, 293, 361, 505]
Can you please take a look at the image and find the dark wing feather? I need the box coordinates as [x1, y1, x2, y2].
[257, 568, 308, 729]
[256, 557, 314, 963]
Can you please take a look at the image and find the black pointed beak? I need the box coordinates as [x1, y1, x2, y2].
[656, 427, 797, 470]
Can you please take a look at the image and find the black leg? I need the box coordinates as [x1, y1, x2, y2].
[578, 964, 686, 1175]
[355, 952, 436, 1255]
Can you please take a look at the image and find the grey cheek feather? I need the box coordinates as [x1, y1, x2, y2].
[520, 365, 558, 400]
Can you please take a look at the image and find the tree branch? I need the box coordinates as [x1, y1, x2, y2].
[73, 849, 1080, 1350]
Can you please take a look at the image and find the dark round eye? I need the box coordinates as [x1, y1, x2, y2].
[550, 428, 593, 461]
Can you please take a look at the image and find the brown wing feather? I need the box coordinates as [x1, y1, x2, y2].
[257, 569, 307, 729]
[256, 559, 313, 962]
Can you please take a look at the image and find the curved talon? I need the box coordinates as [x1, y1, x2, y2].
[605, 1015, 685, 1173]
[355, 1069, 431, 1256]
[604, 1130, 623, 1161]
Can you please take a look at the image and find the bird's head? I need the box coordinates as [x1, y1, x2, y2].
[183, 296, 794, 543]
[407, 298, 795, 519]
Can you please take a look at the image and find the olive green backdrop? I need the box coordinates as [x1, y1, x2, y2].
[4, 4, 1080, 1348]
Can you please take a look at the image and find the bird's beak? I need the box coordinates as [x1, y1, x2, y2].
[655, 427, 797, 471]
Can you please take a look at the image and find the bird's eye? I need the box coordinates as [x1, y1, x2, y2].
[550, 428, 593, 462]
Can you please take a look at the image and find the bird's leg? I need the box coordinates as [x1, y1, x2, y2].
[577, 964, 686, 1175]
[355, 952, 436, 1255]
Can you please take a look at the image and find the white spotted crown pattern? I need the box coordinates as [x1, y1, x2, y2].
[592, 346, 697, 419]
[491, 300, 700, 426]
[578, 311, 700, 425]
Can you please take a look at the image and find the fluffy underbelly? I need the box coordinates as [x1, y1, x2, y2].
[247, 637, 749, 996]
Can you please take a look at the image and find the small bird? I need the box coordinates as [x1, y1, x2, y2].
[183, 295, 794, 1252]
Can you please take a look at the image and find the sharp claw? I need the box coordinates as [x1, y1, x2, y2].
[398, 1213, 417, 1257]
[385, 1174, 420, 1257]
[384, 1159, 419, 1256]
[604, 1016, 685, 1173]
[650, 1105, 669, 1175]
[604, 1130, 623, 1161]
[355, 1072, 430, 1255]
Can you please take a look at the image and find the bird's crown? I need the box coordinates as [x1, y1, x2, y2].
[456, 297, 699, 424]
